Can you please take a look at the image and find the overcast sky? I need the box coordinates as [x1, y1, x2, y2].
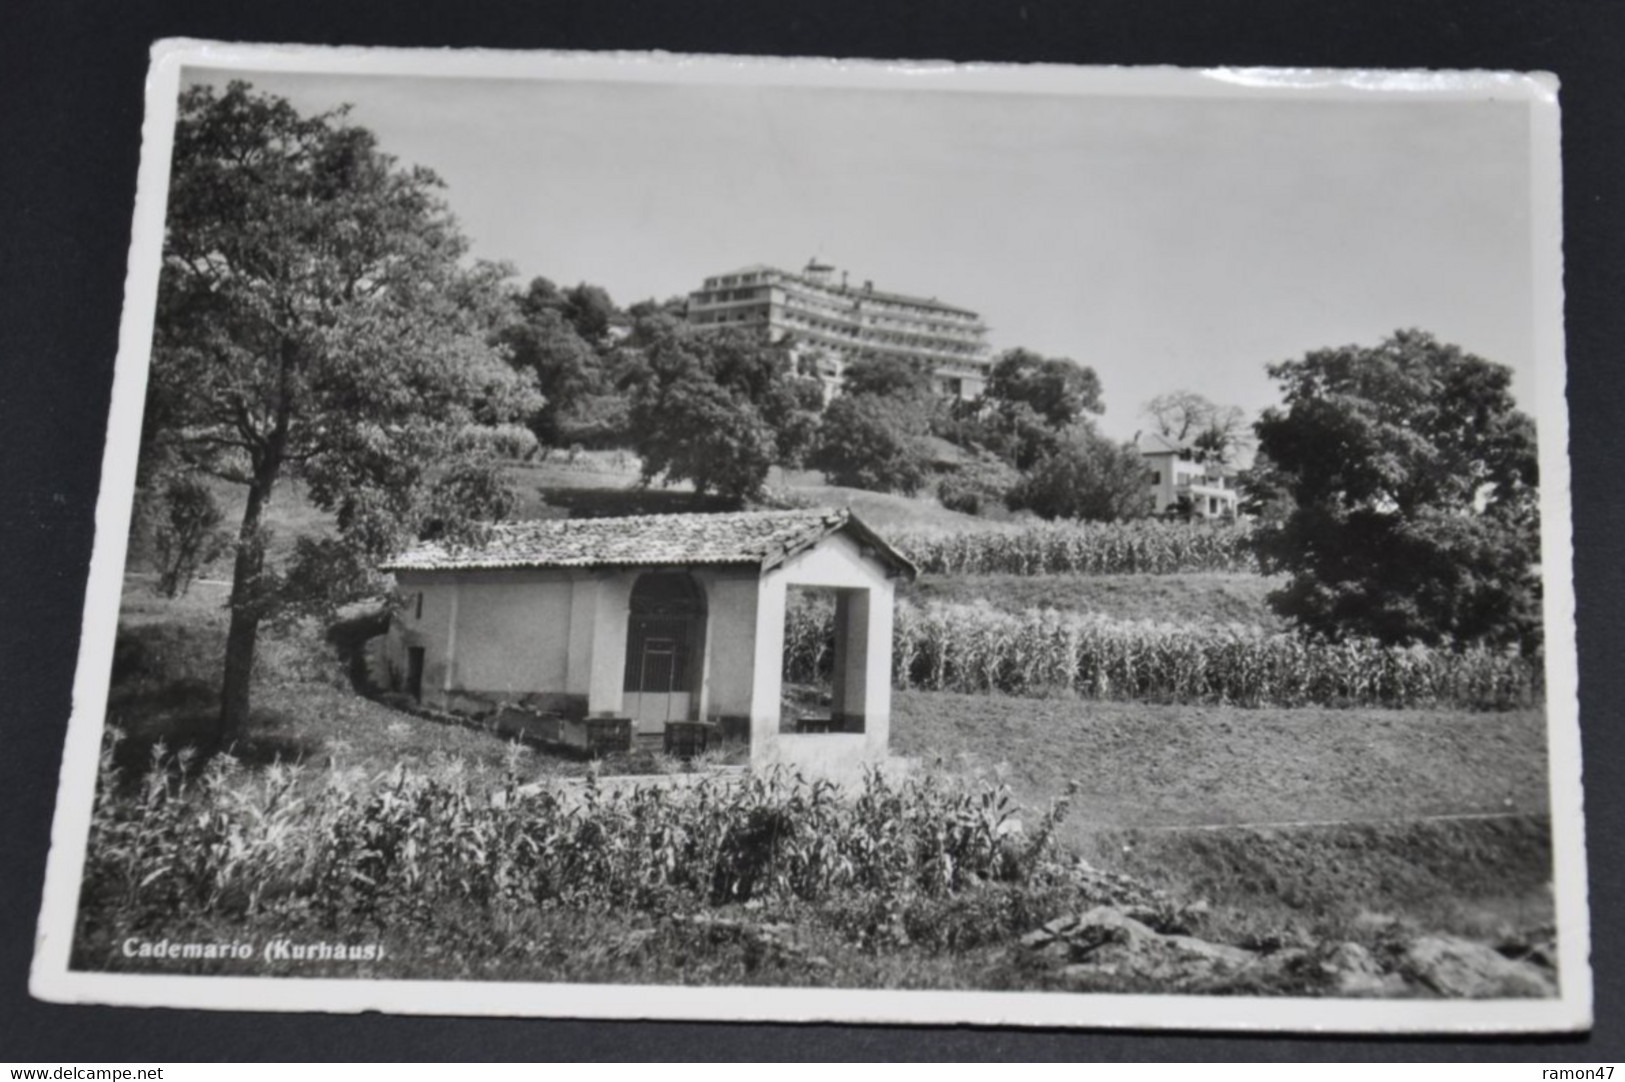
[185, 67, 1538, 440]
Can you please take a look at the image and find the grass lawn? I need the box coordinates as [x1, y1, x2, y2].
[890, 689, 1548, 832]
[767, 467, 991, 531]
[901, 572, 1284, 627]
[889, 690, 1553, 945]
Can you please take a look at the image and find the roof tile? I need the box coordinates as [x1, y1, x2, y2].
[383, 508, 868, 573]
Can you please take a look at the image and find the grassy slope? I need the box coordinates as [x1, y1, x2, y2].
[890, 690, 1548, 832]
[161, 457, 987, 570]
[1084, 815, 1554, 945]
[117, 460, 1556, 955]
[113, 583, 525, 773]
[768, 467, 992, 531]
[890, 690, 1553, 943]
[902, 572, 1284, 626]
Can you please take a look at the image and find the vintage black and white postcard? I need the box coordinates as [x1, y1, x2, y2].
[29, 41, 1587, 1032]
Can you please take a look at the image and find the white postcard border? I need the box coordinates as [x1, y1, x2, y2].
[28, 39, 1591, 1034]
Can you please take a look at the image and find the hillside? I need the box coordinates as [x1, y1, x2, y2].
[134, 452, 1013, 579]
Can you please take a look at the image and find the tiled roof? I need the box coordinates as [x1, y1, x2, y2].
[381, 508, 917, 578]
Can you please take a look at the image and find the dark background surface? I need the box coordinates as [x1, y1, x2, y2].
[2, 0, 1621, 1062]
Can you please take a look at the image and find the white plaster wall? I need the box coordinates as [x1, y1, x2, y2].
[389, 573, 456, 701]
[1145, 451, 1177, 513]
[692, 569, 761, 722]
[754, 530, 898, 768]
[585, 571, 638, 716]
[453, 576, 573, 696]
[391, 570, 579, 706]
[774, 531, 892, 592]
[564, 575, 598, 697]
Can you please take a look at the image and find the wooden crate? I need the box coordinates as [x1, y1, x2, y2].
[558, 716, 632, 757]
[663, 720, 717, 758]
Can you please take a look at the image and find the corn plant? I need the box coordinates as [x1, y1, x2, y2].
[78, 734, 1084, 949]
[784, 600, 1540, 710]
[892, 521, 1258, 576]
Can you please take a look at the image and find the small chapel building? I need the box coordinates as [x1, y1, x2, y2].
[379, 509, 917, 776]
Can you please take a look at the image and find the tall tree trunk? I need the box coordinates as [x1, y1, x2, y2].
[219, 479, 271, 740]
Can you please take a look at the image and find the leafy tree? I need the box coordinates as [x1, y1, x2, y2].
[620, 320, 820, 500]
[940, 398, 1063, 472]
[1005, 427, 1152, 522]
[841, 355, 934, 401]
[810, 393, 931, 495]
[151, 82, 540, 736]
[939, 348, 1106, 472]
[799, 354, 939, 496]
[984, 348, 1104, 428]
[1249, 330, 1540, 650]
[1143, 390, 1251, 465]
[627, 295, 691, 322]
[562, 282, 618, 344]
[497, 277, 608, 444]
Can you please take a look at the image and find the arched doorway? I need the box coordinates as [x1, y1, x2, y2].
[622, 572, 706, 734]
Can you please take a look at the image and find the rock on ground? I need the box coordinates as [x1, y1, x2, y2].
[1399, 935, 1557, 999]
[1022, 908, 1557, 998]
[1027, 907, 1260, 991]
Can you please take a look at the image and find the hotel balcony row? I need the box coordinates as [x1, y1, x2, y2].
[689, 286, 986, 333]
[687, 299, 988, 346]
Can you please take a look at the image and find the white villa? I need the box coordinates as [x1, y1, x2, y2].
[1140, 433, 1241, 520]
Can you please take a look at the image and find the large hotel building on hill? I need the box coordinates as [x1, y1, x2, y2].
[685, 260, 992, 400]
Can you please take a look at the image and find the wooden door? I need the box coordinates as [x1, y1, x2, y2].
[623, 616, 694, 733]
[406, 646, 425, 702]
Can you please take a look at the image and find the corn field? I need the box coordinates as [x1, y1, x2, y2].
[784, 599, 1539, 710]
[80, 733, 1086, 946]
[891, 521, 1257, 576]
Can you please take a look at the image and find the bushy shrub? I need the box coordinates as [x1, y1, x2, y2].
[452, 422, 539, 462]
[151, 476, 229, 598]
[553, 392, 631, 450]
[936, 455, 1019, 517]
